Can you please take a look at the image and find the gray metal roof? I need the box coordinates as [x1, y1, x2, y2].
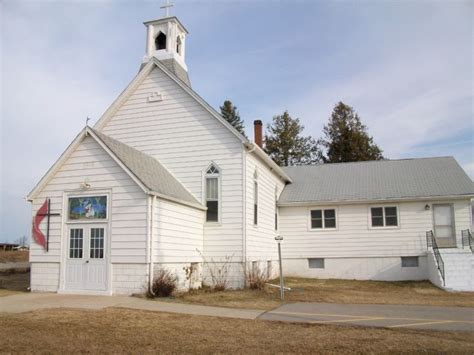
[279, 157, 474, 204]
[91, 129, 202, 208]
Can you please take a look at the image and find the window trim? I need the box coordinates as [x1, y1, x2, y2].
[203, 162, 221, 224]
[368, 205, 400, 229]
[307, 207, 338, 231]
[66, 190, 110, 224]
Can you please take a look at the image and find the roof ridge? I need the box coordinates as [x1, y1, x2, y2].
[283, 156, 455, 169]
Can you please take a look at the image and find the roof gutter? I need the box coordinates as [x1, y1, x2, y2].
[244, 143, 292, 183]
[278, 194, 474, 207]
[148, 191, 207, 211]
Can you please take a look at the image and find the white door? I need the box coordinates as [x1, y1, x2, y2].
[65, 224, 108, 291]
[433, 204, 456, 248]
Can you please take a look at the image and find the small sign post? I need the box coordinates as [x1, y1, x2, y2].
[275, 235, 284, 301]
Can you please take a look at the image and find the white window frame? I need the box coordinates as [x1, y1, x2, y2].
[307, 207, 338, 231]
[368, 205, 400, 229]
[203, 162, 221, 224]
[66, 190, 110, 224]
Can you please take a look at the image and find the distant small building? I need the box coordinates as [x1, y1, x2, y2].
[0, 243, 19, 251]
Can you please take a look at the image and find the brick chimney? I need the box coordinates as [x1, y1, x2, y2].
[254, 120, 263, 148]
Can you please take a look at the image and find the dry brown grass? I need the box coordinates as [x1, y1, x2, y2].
[0, 271, 29, 295]
[169, 277, 474, 310]
[0, 308, 472, 353]
[0, 250, 29, 263]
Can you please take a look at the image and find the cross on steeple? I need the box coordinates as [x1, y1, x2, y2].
[160, 0, 174, 17]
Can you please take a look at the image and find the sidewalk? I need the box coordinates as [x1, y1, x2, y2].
[1, 293, 473, 331]
[0, 293, 263, 319]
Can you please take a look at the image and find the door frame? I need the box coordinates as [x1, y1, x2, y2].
[59, 189, 112, 295]
[432, 203, 457, 248]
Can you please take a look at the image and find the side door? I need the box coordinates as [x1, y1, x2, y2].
[84, 225, 108, 291]
[433, 204, 456, 248]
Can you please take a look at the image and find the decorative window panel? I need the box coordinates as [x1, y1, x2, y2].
[90, 228, 105, 259]
[69, 228, 83, 259]
[68, 196, 107, 220]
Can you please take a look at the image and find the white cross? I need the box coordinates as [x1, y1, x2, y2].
[160, 0, 174, 17]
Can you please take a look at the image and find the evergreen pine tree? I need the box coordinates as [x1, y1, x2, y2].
[220, 100, 246, 137]
[319, 102, 384, 163]
[264, 111, 320, 166]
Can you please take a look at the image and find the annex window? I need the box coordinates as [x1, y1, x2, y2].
[310, 209, 336, 229]
[205, 164, 220, 222]
[371, 206, 398, 227]
[253, 170, 258, 225]
[308, 258, 325, 269]
[155, 32, 167, 50]
[401, 256, 419, 267]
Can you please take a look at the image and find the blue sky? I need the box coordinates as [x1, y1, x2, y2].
[1, 0, 473, 243]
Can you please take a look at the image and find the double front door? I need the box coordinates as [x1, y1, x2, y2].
[433, 204, 456, 248]
[65, 224, 108, 291]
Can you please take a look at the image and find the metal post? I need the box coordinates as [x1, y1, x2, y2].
[277, 240, 284, 301]
[46, 198, 50, 252]
[275, 235, 284, 302]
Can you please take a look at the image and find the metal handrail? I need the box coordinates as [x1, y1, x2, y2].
[461, 229, 473, 253]
[426, 230, 445, 286]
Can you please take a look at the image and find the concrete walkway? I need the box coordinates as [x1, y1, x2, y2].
[1, 293, 473, 331]
[260, 302, 474, 332]
[0, 293, 262, 319]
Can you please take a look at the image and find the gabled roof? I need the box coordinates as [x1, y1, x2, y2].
[28, 127, 205, 210]
[93, 57, 291, 183]
[279, 157, 474, 205]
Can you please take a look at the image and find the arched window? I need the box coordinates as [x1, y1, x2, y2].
[205, 164, 220, 222]
[176, 36, 182, 55]
[155, 32, 167, 50]
[253, 170, 258, 225]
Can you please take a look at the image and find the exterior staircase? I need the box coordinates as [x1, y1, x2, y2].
[426, 230, 473, 292]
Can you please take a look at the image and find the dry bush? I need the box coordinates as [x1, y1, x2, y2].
[198, 250, 234, 291]
[147, 269, 178, 298]
[245, 262, 269, 290]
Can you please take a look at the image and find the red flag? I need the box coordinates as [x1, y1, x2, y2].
[32, 199, 48, 250]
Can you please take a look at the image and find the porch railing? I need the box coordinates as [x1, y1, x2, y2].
[426, 230, 445, 286]
[461, 229, 473, 253]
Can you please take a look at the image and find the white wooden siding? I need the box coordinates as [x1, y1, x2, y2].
[153, 198, 205, 263]
[100, 67, 244, 260]
[30, 136, 148, 264]
[279, 200, 472, 258]
[245, 153, 285, 261]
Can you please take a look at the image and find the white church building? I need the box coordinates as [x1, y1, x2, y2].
[27, 15, 474, 295]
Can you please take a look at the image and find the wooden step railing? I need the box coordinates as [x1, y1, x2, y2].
[426, 230, 445, 286]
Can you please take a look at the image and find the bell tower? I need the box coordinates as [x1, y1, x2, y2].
[142, 15, 190, 86]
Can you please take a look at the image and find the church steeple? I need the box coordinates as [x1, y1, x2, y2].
[142, 16, 190, 86]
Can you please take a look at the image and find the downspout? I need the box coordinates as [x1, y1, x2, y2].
[148, 195, 156, 293]
[242, 144, 256, 286]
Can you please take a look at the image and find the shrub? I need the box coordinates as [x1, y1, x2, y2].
[246, 262, 269, 290]
[198, 249, 234, 291]
[147, 269, 178, 298]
